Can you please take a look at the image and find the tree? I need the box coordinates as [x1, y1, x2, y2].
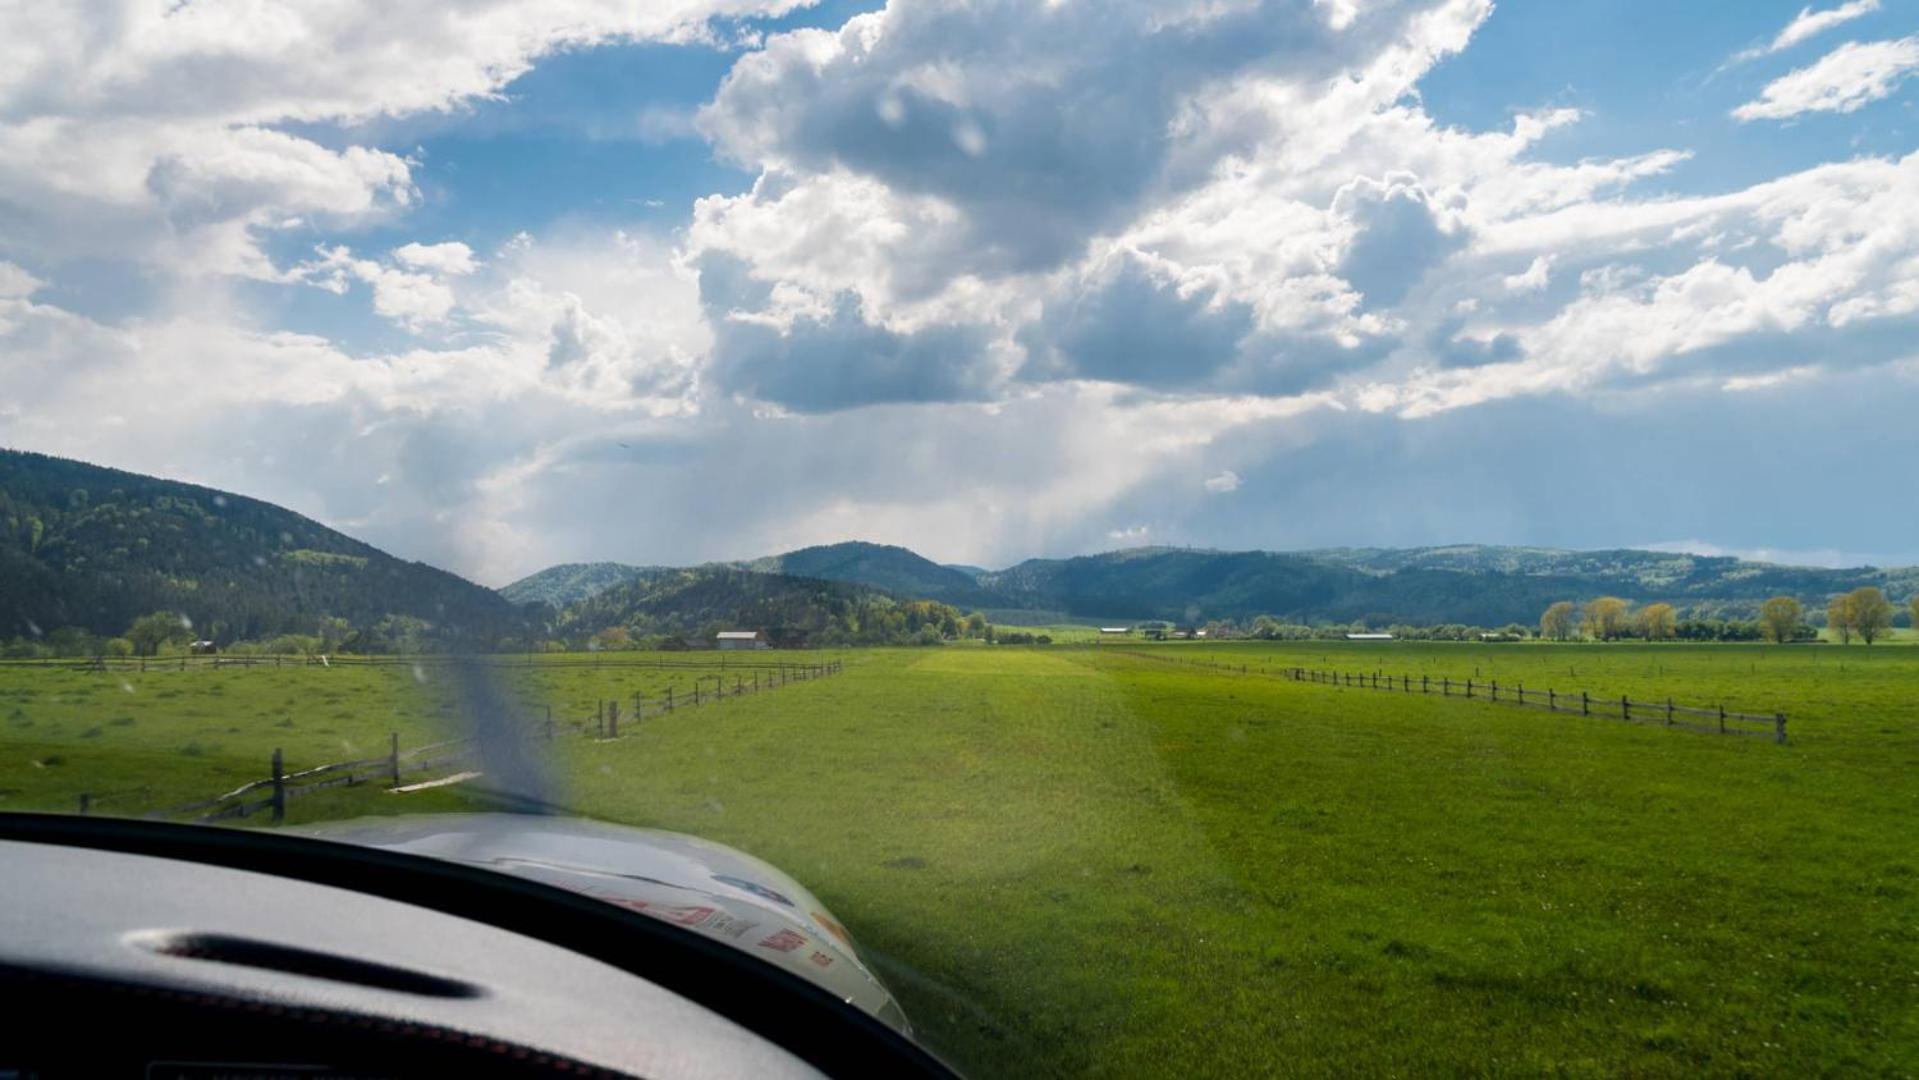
[126, 611, 189, 657]
[1584, 597, 1631, 641]
[1827, 594, 1855, 644]
[1540, 601, 1578, 642]
[1911, 595, 1919, 638]
[1848, 587, 1893, 645]
[593, 626, 631, 650]
[1759, 596, 1803, 644]
[1634, 602, 1676, 641]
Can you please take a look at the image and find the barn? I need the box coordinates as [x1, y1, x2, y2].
[715, 630, 768, 651]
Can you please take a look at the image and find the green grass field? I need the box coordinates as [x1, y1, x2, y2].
[2, 643, 1915, 1075]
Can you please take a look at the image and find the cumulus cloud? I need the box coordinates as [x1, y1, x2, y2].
[393, 242, 478, 276]
[1734, 36, 1919, 121]
[0, 1, 811, 277]
[6, 0, 1919, 579]
[295, 245, 461, 331]
[699, 0, 1490, 272]
[1332, 173, 1469, 307]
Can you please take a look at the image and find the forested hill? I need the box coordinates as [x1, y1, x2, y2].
[503, 542, 991, 611]
[0, 449, 525, 648]
[556, 566, 973, 646]
[499, 562, 659, 608]
[739, 542, 988, 605]
[972, 546, 1919, 625]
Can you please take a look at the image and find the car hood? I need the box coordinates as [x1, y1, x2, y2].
[294, 813, 909, 1034]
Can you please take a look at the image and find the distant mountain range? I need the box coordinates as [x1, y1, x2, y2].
[507, 541, 1919, 627]
[7, 449, 1914, 649]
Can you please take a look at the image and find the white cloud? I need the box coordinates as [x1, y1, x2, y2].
[0, 260, 42, 299]
[393, 242, 478, 276]
[6, 0, 1919, 580]
[1731, 0, 1881, 64]
[1503, 255, 1553, 293]
[295, 245, 461, 331]
[1734, 35, 1919, 121]
[0, 1, 810, 277]
[1723, 365, 1822, 392]
[1203, 470, 1243, 494]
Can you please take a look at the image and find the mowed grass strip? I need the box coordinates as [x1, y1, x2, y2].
[549, 644, 1916, 1077]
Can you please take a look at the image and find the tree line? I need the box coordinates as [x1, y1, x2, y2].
[1538, 587, 1909, 644]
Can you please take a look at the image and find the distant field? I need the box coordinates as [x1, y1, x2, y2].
[2, 642, 1915, 1076]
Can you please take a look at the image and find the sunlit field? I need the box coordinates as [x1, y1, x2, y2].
[3, 641, 1915, 1076]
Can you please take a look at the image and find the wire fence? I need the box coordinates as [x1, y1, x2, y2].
[71, 660, 844, 823]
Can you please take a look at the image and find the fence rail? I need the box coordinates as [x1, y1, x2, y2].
[1282, 667, 1787, 742]
[1099, 649, 1787, 743]
[73, 660, 844, 823]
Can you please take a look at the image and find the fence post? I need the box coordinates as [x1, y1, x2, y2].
[389, 731, 400, 786]
[1490, 680, 1498, 702]
[78, 793, 90, 815]
[608, 700, 619, 739]
[1775, 714, 1787, 744]
[270, 748, 285, 824]
[1548, 688, 1555, 711]
[735, 676, 742, 697]
[1666, 698, 1674, 726]
[1465, 679, 1473, 699]
[694, 684, 701, 706]
[1443, 678, 1450, 696]
[544, 704, 553, 740]
[1718, 704, 1726, 734]
[1621, 695, 1629, 721]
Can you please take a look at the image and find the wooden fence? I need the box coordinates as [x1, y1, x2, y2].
[1284, 667, 1787, 742]
[1099, 649, 1787, 743]
[73, 659, 844, 823]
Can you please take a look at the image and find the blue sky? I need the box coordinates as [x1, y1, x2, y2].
[2, 0, 1917, 582]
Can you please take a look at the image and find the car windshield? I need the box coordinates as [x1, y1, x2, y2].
[4, 2, 1918, 1076]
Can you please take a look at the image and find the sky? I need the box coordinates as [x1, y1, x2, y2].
[2, 0, 1917, 585]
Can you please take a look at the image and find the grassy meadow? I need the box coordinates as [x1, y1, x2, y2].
[2, 642, 1915, 1076]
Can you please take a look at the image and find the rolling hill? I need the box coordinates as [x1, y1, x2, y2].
[556, 565, 968, 646]
[0, 448, 527, 647]
[973, 546, 1917, 625]
[739, 542, 988, 605]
